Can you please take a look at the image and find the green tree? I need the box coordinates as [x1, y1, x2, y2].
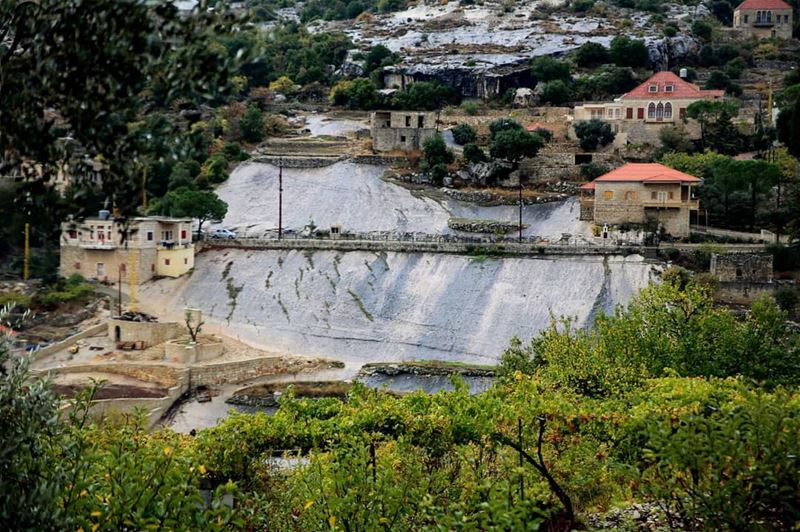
[0, 0, 252, 221]
[530, 56, 571, 82]
[489, 118, 524, 140]
[777, 97, 800, 159]
[463, 143, 487, 163]
[451, 124, 477, 145]
[539, 80, 572, 105]
[691, 19, 713, 40]
[239, 105, 266, 143]
[150, 188, 228, 234]
[658, 124, 694, 154]
[364, 44, 398, 75]
[609, 36, 649, 68]
[490, 129, 544, 165]
[574, 42, 610, 68]
[686, 100, 741, 154]
[573, 119, 615, 151]
[393, 81, 458, 111]
[329, 78, 381, 110]
[421, 134, 454, 184]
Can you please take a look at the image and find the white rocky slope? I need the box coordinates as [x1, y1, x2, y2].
[143, 249, 654, 367]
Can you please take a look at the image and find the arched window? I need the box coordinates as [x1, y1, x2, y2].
[664, 102, 673, 119]
[656, 103, 664, 120]
[647, 102, 656, 119]
[766, 10, 772, 22]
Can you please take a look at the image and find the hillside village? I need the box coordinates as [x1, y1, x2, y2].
[2, 0, 800, 529]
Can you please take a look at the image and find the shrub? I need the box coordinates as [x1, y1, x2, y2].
[663, 25, 677, 37]
[488, 118, 523, 140]
[574, 42, 610, 68]
[238, 105, 265, 143]
[530, 56, 571, 82]
[268, 75, 296, 95]
[691, 19, 713, 40]
[579, 162, 609, 180]
[461, 101, 479, 115]
[451, 124, 477, 145]
[200, 153, 229, 184]
[490, 129, 544, 163]
[533, 127, 553, 142]
[539, 80, 572, 105]
[329, 78, 381, 110]
[223, 142, 248, 161]
[609, 36, 649, 68]
[421, 134, 454, 183]
[463, 143, 487, 163]
[0, 291, 31, 308]
[36, 276, 95, 309]
[393, 81, 458, 111]
[573, 119, 615, 151]
[774, 287, 799, 314]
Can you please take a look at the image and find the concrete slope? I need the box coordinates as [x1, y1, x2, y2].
[151, 249, 654, 367]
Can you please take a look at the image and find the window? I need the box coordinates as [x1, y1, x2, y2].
[664, 85, 673, 92]
[74, 262, 81, 270]
[400, 135, 406, 142]
[624, 191, 637, 201]
[607, 108, 613, 118]
[417, 115, 424, 128]
[161, 230, 173, 241]
[664, 103, 673, 119]
[744, 14, 748, 23]
[668, 191, 674, 200]
[637, 108, 644, 119]
[120, 263, 126, 273]
[648, 103, 656, 119]
[96, 263, 105, 278]
[147, 231, 154, 241]
[151, 264, 155, 272]
[626, 108, 633, 119]
[657, 191, 668, 202]
[575, 153, 592, 164]
[679, 107, 686, 119]
[656, 103, 664, 120]
[651, 191, 658, 200]
[180, 229, 187, 239]
[648, 84, 658, 93]
[405, 116, 411, 127]
[603, 190, 614, 200]
[164, 258, 171, 266]
[68, 230, 77, 239]
[614, 108, 621, 118]
[184, 258, 188, 265]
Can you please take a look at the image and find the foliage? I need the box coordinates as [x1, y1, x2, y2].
[239, 105, 266, 143]
[686, 100, 742, 154]
[451, 124, 478, 145]
[691, 19, 713, 40]
[490, 130, 545, 163]
[531, 56, 571, 82]
[573, 119, 615, 151]
[574, 42, 610, 67]
[573, 66, 638, 101]
[463, 143, 487, 163]
[149, 188, 228, 234]
[421, 134, 454, 184]
[0, 291, 32, 309]
[774, 287, 798, 315]
[392, 81, 458, 111]
[777, 96, 800, 159]
[489, 118, 524, 140]
[539, 80, 572, 105]
[363, 44, 399, 76]
[0, 0, 254, 220]
[36, 274, 95, 309]
[461, 101, 480, 116]
[329, 78, 382, 110]
[268, 75, 297, 95]
[657, 124, 694, 154]
[579, 162, 609, 180]
[609, 36, 649, 68]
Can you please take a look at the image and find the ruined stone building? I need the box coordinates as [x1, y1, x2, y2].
[733, 0, 793, 39]
[579, 163, 700, 237]
[60, 213, 195, 283]
[370, 111, 438, 152]
[572, 71, 724, 146]
[710, 253, 774, 283]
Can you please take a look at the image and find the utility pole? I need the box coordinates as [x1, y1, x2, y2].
[23, 223, 30, 280]
[278, 158, 283, 240]
[117, 264, 122, 317]
[518, 183, 523, 243]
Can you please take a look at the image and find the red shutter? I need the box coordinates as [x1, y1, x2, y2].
[181, 230, 187, 239]
[626, 108, 633, 119]
[637, 108, 644, 119]
[679, 108, 686, 119]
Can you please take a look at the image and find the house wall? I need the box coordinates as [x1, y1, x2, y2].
[592, 181, 693, 237]
[156, 245, 195, 277]
[734, 8, 793, 39]
[108, 319, 182, 347]
[60, 246, 158, 284]
[710, 253, 774, 282]
[370, 111, 438, 152]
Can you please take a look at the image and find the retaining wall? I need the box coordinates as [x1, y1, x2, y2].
[190, 356, 322, 387]
[33, 323, 108, 360]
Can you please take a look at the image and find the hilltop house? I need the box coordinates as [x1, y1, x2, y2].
[733, 0, 794, 39]
[60, 213, 195, 283]
[370, 111, 438, 152]
[572, 71, 725, 145]
[579, 163, 700, 237]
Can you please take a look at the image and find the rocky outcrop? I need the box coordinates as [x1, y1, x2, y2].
[448, 217, 527, 234]
[646, 35, 701, 71]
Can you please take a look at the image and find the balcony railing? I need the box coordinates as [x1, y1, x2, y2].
[752, 20, 775, 27]
[643, 199, 700, 209]
[78, 240, 116, 250]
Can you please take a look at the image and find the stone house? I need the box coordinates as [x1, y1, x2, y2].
[710, 253, 774, 282]
[60, 213, 195, 283]
[370, 110, 438, 152]
[571, 71, 725, 146]
[579, 163, 700, 237]
[733, 0, 794, 39]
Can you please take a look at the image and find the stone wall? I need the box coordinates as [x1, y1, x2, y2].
[109, 319, 181, 348]
[60, 245, 158, 284]
[734, 8, 793, 39]
[715, 281, 788, 305]
[189, 356, 324, 387]
[710, 253, 773, 283]
[252, 156, 341, 168]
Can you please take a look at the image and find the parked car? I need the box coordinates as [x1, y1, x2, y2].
[209, 228, 237, 239]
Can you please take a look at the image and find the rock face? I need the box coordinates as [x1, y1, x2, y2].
[153, 249, 654, 367]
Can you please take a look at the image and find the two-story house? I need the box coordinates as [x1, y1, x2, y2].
[733, 0, 794, 39]
[579, 163, 700, 238]
[370, 110, 438, 152]
[572, 72, 725, 146]
[60, 213, 195, 283]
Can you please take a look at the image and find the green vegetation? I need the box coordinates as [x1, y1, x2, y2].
[149, 188, 228, 235]
[530, 56, 572, 83]
[609, 36, 649, 68]
[421, 134, 454, 184]
[392, 81, 459, 111]
[451, 123, 477, 145]
[36, 274, 95, 309]
[574, 119, 615, 151]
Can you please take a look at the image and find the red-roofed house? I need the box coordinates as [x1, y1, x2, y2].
[733, 0, 793, 39]
[578, 163, 700, 237]
[572, 71, 725, 146]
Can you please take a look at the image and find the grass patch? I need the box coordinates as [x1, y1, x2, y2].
[0, 291, 32, 308]
[348, 289, 374, 322]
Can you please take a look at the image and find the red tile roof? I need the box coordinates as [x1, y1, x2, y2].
[621, 71, 724, 100]
[736, 0, 791, 9]
[592, 163, 701, 184]
[579, 181, 596, 190]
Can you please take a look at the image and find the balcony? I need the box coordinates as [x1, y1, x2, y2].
[78, 240, 116, 250]
[643, 199, 700, 209]
[156, 241, 193, 251]
[752, 20, 775, 27]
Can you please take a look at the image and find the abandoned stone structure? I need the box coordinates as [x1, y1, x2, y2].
[579, 163, 700, 237]
[710, 253, 774, 283]
[370, 110, 438, 152]
[60, 213, 195, 283]
[572, 71, 724, 146]
[733, 0, 794, 39]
